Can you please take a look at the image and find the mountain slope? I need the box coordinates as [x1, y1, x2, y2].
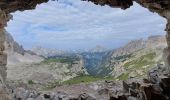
[110, 35, 166, 79]
[4, 31, 44, 65]
[81, 35, 166, 78]
[5, 32, 88, 84]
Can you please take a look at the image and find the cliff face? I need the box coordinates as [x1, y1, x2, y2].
[146, 35, 167, 48]
[4, 31, 44, 65]
[4, 31, 25, 55]
[112, 39, 146, 57]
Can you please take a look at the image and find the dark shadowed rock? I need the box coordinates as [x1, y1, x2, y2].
[78, 93, 95, 100]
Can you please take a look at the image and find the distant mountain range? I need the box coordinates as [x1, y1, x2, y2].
[31, 46, 66, 58]
[28, 35, 167, 78]
[31, 45, 109, 58]
[88, 45, 109, 53]
[5, 33, 167, 99]
[5, 31, 167, 81]
[74, 35, 166, 77]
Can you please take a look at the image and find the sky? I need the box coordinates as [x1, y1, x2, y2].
[6, 0, 166, 51]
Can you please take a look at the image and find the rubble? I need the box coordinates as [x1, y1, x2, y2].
[6, 68, 170, 100]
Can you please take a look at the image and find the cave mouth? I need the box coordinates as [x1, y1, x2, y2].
[0, 0, 170, 99]
[5, 0, 167, 82]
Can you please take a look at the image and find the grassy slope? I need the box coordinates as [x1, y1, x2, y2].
[42, 48, 163, 89]
[42, 56, 80, 64]
[115, 51, 158, 80]
[124, 52, 156, 68]
[44, 51, 159, 88]
[43, 75, 115, 90]
[62, 75, 114, 85]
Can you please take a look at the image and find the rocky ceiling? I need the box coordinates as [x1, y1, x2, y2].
[0, 0, 169, 14]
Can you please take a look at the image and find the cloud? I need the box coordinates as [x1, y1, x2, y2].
[6, 0, 166, 50]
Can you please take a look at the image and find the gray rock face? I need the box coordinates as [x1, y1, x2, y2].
[146, 35, 166, 48]
[13, 87, 39, 100]
[112, 36, 166, 57]
[7, 64, 170, 100]
[0, 10, 10, 99]
[2, 30, 44, 66]
[4, 31, 25, 55]
[4, 32, 44, 65]
[28, 72, 55, 84]
[112, 39, 146, 57]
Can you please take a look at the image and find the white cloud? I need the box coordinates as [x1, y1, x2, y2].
[6, 0, 166, 50]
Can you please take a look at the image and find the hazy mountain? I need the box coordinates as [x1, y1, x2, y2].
[112, 39, 146, 57]
[80, 51, 111, 76]
[31, 46, 66, 58]
[88, 45, 108, 53]
[5, 31, 25, 55]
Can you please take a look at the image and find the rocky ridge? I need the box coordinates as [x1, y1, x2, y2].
[112, 35, 166, 57]
[110, 35, 167, 78]
[112, 39, 146, 57]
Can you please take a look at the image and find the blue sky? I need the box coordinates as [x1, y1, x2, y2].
[6, 0, 166, 51]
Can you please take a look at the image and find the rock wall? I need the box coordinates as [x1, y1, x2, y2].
[0, 9, 11, 100]
[146, 35, 166, 48]
[0, 0, 48, 13]
[5, 31, 25, 55]
[112, 39, 146, 57]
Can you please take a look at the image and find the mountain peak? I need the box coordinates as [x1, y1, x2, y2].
[89, 45, 108, 53]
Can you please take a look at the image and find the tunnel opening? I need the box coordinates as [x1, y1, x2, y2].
[0, 0, 170, 100]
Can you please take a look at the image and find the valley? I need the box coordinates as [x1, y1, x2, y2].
[6, 31, 166, 82]
[5, 32, 167, 100]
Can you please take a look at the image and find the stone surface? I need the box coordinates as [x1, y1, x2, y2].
[0, 5, 11, 100]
